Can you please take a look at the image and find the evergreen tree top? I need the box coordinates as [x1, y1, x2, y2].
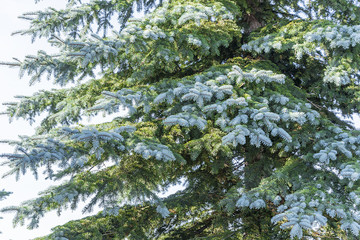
[1, 0, 360, 239]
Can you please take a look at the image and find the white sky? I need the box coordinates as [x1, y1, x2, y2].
[0, 1, 359, 240]
[0, 1, 97, 239]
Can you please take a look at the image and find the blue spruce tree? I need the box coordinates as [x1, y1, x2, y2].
[1, 0, 360, 239]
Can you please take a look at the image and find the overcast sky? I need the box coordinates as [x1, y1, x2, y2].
[0, 1, 96, 239]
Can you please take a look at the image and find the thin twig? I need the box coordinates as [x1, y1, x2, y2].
[306, 98, 322, 110]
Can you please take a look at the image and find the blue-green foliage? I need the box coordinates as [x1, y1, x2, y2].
[2, 0, 360, 239]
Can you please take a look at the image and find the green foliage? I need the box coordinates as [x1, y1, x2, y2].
[33, 205, 161, 240]
[2, 0, 360, 239]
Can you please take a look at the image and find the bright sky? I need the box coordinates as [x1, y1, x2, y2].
[0, 2, 163, 239]
[0, 1, 359, 240]
[0, 1, 97, 239]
